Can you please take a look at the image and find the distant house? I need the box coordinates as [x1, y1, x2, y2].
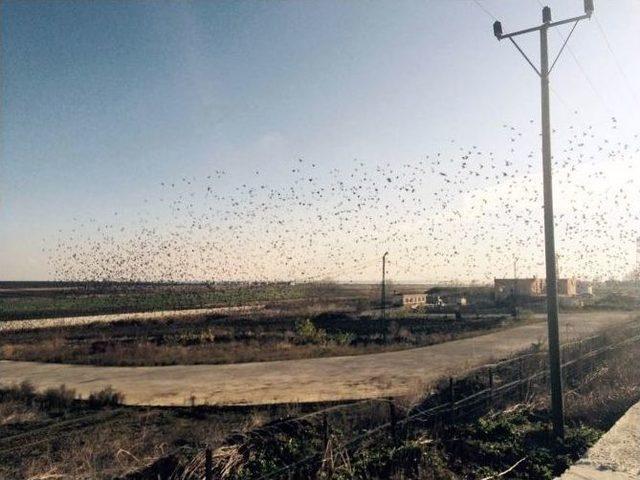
[426, 287, 468, 307]
[576, 280, 593, 296]
[557, 278, 577, 296]
[494, 277, 580, 300]
[393, 292, 428, 308]
[494, 277, 545, 301]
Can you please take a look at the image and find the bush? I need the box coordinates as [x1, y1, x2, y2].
[88, 386, 124, 408]
[42, 384, 76, 410]
[294, 319, 326, 344]
[387, 320, 400, 339]
[18, 380, 36, 400]
[331, 331, 355, 346]
[339, 440, 454, 480]
[445, 408, 602, 479]
[518, 309, 535, 320]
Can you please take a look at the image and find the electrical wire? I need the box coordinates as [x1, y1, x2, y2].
[472, 0, 498, 21]
[593, 15, 640, 111]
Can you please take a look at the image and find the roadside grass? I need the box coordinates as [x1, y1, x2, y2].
[0, 311, 520, 366]
[0, 383, 274, 480]
[0, 382, 124, 414]
[443, 337, 640, 479]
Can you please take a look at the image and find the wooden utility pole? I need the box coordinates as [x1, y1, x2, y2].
[635, 237, 640, 286]
[513, 257, 519, 318]
[381, 252, 388, 319]
[492, 0, 594, 439]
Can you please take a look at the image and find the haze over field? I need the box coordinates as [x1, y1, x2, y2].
[2, 0, 639, 282]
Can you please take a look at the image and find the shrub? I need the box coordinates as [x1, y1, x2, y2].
[331, 331, 355, 346]
[18, 380, 36, 401]
[396, 326, 415, 343]
[518, 309, 535, 320]
[88, 386, 124, 408]
[0, 381, 36, 404]
[294, 319, 326, 344]
[387, 320, 400, 338]
[444, 407, 603, 480]
[42, 384, 76, 410]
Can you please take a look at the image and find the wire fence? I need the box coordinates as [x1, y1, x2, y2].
[0, 408, 131, 456]
[181, 320, 640, 480]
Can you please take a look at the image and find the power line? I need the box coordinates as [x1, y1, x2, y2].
[593, 15, 640, 111]
[472, 0, 498, 21]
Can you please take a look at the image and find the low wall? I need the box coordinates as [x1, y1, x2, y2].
[558, 400, 640, 479]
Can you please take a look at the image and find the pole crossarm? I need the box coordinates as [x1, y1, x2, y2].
[498, 24, 545, 39]
[547, 13, 591, 29]
[508, 37, 541, 77]
[496, 13, 590, 40]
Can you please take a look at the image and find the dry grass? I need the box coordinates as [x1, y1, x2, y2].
[564, 345, 640, 429]
[0, 384, 273, 480]
[0, 312, 518, 366]
[0, 338, 411, 366]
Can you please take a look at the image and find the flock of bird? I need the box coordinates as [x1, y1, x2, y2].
[47, 116, 639, 284]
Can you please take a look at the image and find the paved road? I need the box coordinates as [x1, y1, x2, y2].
[0, 311, 636, 406]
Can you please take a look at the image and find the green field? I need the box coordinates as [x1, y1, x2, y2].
[0, 282, 361, 320]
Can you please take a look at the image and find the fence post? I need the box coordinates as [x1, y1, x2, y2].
[577, 339, 583, 381]
[321, 412, 333, 479]
[205, 446, 212, 480]
[449, 377, 455, 421]
[389, 399, 397, 444]
[519, 357, 525, 401]
[488, 366, 494, 407]
[322, 413, 329, 452]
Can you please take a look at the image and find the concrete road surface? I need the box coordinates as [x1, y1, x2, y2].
[0, 311, 636, 406]
[558, 399, 640, 479]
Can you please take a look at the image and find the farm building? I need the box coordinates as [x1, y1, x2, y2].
[425, 287, 468, 307]
[576, 280, 593, 296]
[494, 277, 580, 301]
[393, 292, 428, 308]
[557, 277, 577, 296]
[494, 277, 546, 301]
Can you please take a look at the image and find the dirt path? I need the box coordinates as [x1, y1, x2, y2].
[0, 311, 635, 406]
[0, 304, 265, 332]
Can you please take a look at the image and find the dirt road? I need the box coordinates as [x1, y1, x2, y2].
[0, 304, 265, 333]
[0, 311, 636, 406]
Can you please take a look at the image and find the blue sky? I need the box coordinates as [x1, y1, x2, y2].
[2, 0, 639, 281]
